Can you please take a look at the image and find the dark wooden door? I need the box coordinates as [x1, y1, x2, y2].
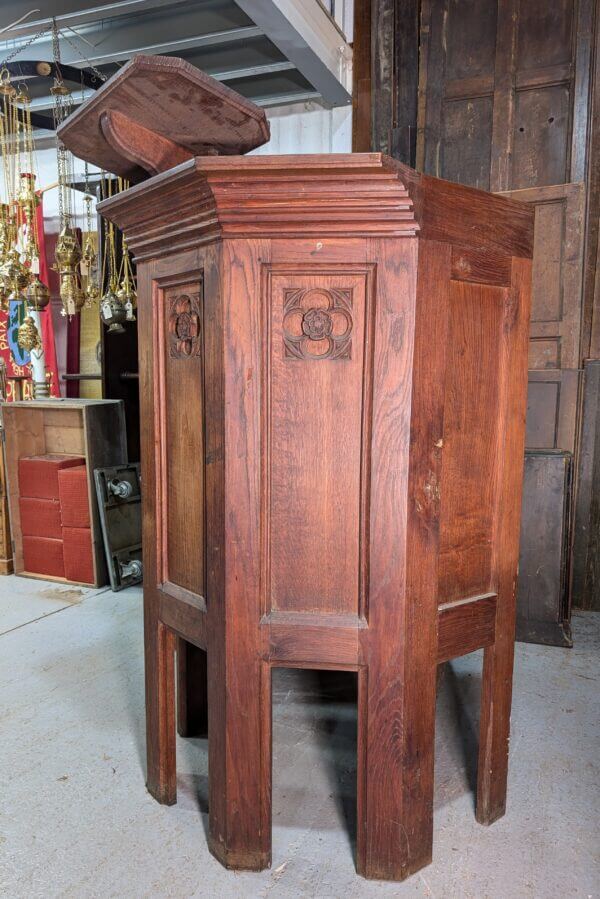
[417, 0, 592, 191]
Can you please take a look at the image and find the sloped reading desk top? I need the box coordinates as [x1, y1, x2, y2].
[56, 54, 270, 182]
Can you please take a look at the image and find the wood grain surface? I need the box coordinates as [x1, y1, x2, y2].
[98, 147, 534, 881]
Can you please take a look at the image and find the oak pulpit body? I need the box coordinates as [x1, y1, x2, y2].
[58, 57, 534, 882]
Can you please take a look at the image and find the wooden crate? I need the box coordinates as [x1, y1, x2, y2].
[2, 399, 127, 587]
[0, 430, 13, 575]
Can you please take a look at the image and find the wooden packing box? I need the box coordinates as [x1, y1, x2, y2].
[2, 399, 127, 587]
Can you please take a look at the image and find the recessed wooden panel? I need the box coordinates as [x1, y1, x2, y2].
[267, 269, 371, 615]
[529, 338, 560, 369]
[439, 281, 505, 601]
[506, 184, 585, 380]
[525, 370, 581, 453]
[511, 86, 570, 189]
[526, 380, 559, 448]
[445, 0, 497, 81]
[516, 0, 573, 71]
[517, 451, 572, 646]
[442, 97, 493, 190]
[531, 200, 565, 322]
[159, 278, 205, 597]
[418, 0, 592, 202]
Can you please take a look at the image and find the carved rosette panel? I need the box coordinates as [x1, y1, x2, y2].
[282, 287, 353, 360]
[168, 292, 202, 357]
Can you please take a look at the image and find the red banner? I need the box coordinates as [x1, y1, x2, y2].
[36, 196, 60, 398]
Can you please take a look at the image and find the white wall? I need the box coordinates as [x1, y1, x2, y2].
[253, 100, 352, 155]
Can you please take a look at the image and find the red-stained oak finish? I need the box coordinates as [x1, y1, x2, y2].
[98, 154, 534, 881]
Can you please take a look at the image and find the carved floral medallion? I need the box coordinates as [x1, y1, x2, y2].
[282, 287, 353, 360]
[168, 292, 201, 357]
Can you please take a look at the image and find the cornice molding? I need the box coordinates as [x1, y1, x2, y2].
[98, 154, 419, 260]
[98, 153, 534, 262]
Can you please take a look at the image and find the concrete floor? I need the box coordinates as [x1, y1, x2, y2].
[0, 577, 598, 898]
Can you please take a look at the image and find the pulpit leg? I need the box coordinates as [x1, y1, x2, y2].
[177, 638, 208, 737]
[145, 616, 177, 805]
[476, 635, 515, 825]
[356, 662, 436, 881]
[208, 659, 272, 871]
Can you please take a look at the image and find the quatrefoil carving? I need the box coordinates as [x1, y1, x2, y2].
[168, 293, 201, 357]
[282, 287, 353, 360]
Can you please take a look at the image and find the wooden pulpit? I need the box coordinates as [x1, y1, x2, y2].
[59, 56, 534, 881]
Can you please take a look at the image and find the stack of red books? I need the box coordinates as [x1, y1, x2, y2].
[18, 454, 94, 583]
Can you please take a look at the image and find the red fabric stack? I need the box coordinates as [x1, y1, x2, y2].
[22, 535, 66, 579]
[19, 497, 62, 539]
[58, 466, 90, 528]
[18, 454, 93, 582]
[18, 454, 84, 500]
[59, 465, 94, 582]
[63, 527, 95, 584]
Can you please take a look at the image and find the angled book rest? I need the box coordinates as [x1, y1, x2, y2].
[58, 54, 534, 882]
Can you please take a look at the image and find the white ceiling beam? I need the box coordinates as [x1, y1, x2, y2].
[45, 26, 262, 68]
[1, 14, 263, 67]
[254, 89, 320, 107]
[0, 0, 182, 39]
[234, 0, 352, 106]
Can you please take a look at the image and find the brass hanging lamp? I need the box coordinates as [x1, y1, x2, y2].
[116, 233, 137, 322]
[50, 19, 84, 317]
[81, 163, 100, 305]
[99, 176, 127, 333]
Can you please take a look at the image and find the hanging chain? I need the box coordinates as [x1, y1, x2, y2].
[0, 19, 106, 83]
[51, 17, 61, 69]
[0, 26, 51, 69]
[57, 28, 107, 84]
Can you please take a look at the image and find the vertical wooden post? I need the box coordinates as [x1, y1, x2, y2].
[145, 616, 177, 804]
[357, 239, 448, 880]
[477, 257, 532, 823]
[207, 239, 272, 871]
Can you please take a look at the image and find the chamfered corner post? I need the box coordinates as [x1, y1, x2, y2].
[356, 238, 446, 881]
[207, 658, 272, 871]
[145, 609, 177, 805]
[206, 237, 272, 872]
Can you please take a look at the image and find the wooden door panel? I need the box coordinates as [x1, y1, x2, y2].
[155, 275, 206, 600]
[266, 268, 372, 617]
[501, 183, 585, 369]
[418, 0, 590, 192]
[445, 0, 497, 82]
[517, 450, 572, 646]
[511, 86, 571, 189]
[439, 281, 505, 601]
[442, 98, 493, 190]
[525, 371, 579, 452]
[499, 184, 584, 454]
[516, 0, 574, 71]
